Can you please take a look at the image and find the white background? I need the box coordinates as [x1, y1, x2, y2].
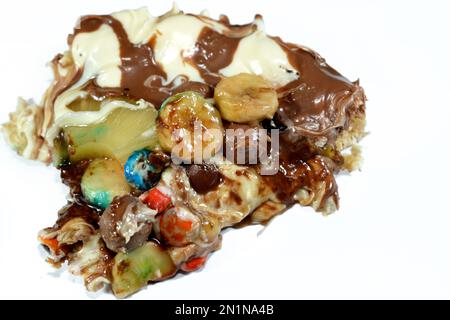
[0, 0, 449, 300]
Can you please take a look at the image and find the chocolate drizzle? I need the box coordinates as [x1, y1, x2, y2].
[73, 15, 169, 106]
[70, 13, 362, 133]
[188, 27, 241, 85]
[70, 14, 255, 107]
[70, 15, 245, 107]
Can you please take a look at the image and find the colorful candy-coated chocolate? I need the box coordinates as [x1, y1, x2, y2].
[124, 149, 164, 190]
[81, 159, 131, 209]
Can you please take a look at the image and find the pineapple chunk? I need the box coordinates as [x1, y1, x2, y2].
[63, 106, 158, 164]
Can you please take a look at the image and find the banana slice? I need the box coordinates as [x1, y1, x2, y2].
[214, 73, 279, 123]
[157, 91, 224, 162]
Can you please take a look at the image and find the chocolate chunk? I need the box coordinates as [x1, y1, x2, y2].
[186, 164, 223, 194]
[99, 195, 153, 253]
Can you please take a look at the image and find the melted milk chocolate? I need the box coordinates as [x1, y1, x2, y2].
[73, 15, 168, 106]
[188, 27, 241, 85]
[71, 15, 250, 107]
[274, 38, 358, 136]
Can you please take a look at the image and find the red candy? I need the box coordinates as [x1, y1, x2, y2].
[182, 256, 207, 272]
[159, 206, 200, 246]
[142, 188, 172, 213]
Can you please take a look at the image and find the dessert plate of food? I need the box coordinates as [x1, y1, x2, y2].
[2, 5, 366, 298]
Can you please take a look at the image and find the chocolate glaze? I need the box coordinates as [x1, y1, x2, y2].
[274, 38, 361, 136]
[186, 164, 223, 194]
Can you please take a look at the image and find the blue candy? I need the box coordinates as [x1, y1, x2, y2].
[124, 149, 160, 190]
